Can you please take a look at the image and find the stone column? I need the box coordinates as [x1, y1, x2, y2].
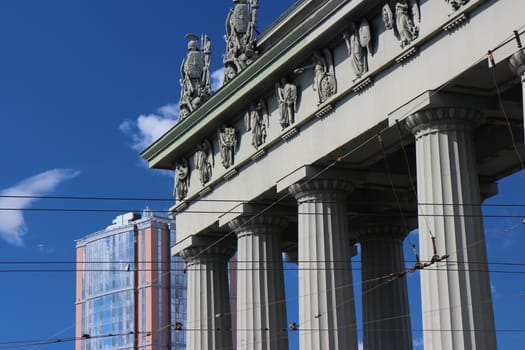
[179, 245, 234, 350]
[228, 215, 289, 350]
[289, 179, 358, 350]
[406, 108, 497, 350]
[357, 225, 412, 350]
[508, 48, 525, 154]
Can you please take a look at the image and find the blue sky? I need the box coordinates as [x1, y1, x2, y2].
[0, 1, 524, 349]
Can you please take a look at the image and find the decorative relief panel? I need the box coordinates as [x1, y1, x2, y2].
[194, 139, 214, 185]
[294, 48, 337, 105]
[244, 99, 269, 149]
[173, 158, 190, 201]
[217, 125, 238, 169]
[343, 18, 373, 81]
[223, 0, 259, 84]
[275, 79, 298, 130]
[382, 0, 420, 48]
[179, 34, 212, 119]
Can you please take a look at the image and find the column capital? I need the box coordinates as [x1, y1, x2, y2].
[289, 178, 354, 202]
[508, 48, 525, 81]
[228, 214, 288, 236]
[179, 245, 235, 265]
[405, 107, 481, 138]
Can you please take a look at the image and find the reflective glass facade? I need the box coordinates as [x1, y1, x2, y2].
[75, 213, 187, 350]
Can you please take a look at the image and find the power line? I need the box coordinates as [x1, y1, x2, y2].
[1, 193, 524, 207]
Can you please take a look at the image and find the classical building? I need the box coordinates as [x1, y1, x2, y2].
[75, 210, 186, 350]
[141, 0, 525, 349]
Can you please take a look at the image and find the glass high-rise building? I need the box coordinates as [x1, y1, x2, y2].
[75, 209, 186, 350]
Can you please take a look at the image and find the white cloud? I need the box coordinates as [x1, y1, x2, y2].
[413, 337, 424, 349]
[358, 342, 363, 350]
[211, 67, 224, 92]
[0, 169, 80, 246]
[120, 103, 180, 152]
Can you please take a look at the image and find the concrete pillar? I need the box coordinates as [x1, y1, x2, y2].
[357, 225, 412, 350]
[229, 215, 289, 350]
[406, 108, 497, 350]
[289, 179, 358, 350]
[508, 48, 525, 154]
[179, 245, 234, 350]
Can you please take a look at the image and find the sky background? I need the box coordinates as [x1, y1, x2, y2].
[0, 1, 524, 349]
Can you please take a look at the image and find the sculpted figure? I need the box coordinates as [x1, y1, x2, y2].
[194, 139, 214, 185]
[218, 125, 237, 168]
[382, 0, 420, 48]
[173, 158, 190, 200]
[223, 0, 259, 84]
[343, 19, 373, 80]
[275, 79, 298, 129]
[446, 0, 469, 10]
[179, 34, 212, 119]
[244, 99, 268, 149]
[294, 48, 337, 105]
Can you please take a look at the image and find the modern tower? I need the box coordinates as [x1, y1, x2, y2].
[75, 209, 186, 350]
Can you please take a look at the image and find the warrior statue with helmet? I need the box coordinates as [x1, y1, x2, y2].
[179, 34, 212, 119]
[223, 0, 259, 84]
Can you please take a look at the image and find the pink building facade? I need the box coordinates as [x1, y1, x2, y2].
[75, 210, 186, 350]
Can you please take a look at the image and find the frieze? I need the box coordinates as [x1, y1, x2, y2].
[194, 139, 214, 185]
[446, 0, 469, 11]
[161, 0, 491, 211]
[244, 99, 269, 149]
[275, 79, 299, 130]
[382, 0, 420, 48]
[173, 158, 190, 201]
[343, 18, 373, 81]
[294, 48, 337, 105]
[218, 125, 238, 169]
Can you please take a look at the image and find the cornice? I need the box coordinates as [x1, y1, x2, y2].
[140, 0, 359, 169]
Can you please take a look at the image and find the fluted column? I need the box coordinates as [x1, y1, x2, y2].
[179, 245, 234, 350]
[229, 215, 289, 350]
[357, 225, 412, 350]
[289, 179, 358, 350]
[406, 108, 497, 350]
[508, 48, 525, 153]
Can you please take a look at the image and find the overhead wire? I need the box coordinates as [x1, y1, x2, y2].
[3, 23, 525, 350]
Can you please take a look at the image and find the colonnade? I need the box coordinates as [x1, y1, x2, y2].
[177, 105, 500, 350]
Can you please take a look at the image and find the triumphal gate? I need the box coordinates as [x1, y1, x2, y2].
[142, 0, 525, 349]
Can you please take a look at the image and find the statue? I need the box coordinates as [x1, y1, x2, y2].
[294, 48, 337, 105]
[382, 0, 420, 48]
[173, 158, 190, 201]
[343, 19, 373, 80]
[275, 79, 298, 129]
[218, 125, 238, 169]
[446, 0, 469, 11]
[223, 0, 259, 84]
[194, 139, 214, 185]
[179, 34, 212, 119]
[244, 99, 268, 149]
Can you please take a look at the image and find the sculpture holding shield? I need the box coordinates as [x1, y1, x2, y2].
[223, 0, 259, 84]
[179, 34, 212, 119]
